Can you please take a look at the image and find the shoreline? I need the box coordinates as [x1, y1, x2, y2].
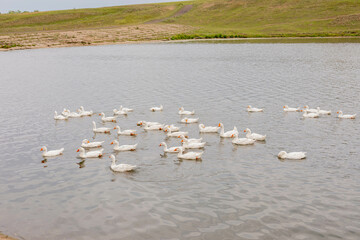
[1, 33, 360, 52]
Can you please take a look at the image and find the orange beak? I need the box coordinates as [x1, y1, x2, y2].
[218, 123, 221, 127]
[113, 127, 116, 129]
[40, 148, 43, 151]
[99, 113, 101, 115]
[87, 141, 90, 143]
[174, 148, 178, 151]
[244, 130, 246, 132]
[185, 119, 188, 122]
[76, 149, 79, 152]
[110, 142, 113, 145]
[179, 108, 181, 110]
[300, 110, 303, 112]
[159, 144, 162, 146]
[283, 106, 285, 108]
[109, 156, 111, 158]
[337, 111, 339, 114]
[231, 134, 234, 137]
[181, 140, 183, 142]
[178, 136, 181, 138]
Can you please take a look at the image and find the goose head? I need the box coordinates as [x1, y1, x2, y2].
[179, 107, 184, 111]
[99, 112, 105, 117]
[278, 151, 287, 158]
[92, 121, 97, 128]
[76, 147, 85, 153]
[40, 146, 47, 152]
[159, 142, 167, 147]
[199, 124, 205, 129]
[337, 111, 343, 115]
[82, 139, 90, 144]
[283, 105, 288, 109]
[110, 140, 119, 146]
[218, 123, 224, 128]
[244, 128, 251, 134]
[114, 126, 120, 131]
[247, 105, 251, 109]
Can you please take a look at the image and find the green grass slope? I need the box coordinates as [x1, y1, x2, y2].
[1, 0, 360, 37]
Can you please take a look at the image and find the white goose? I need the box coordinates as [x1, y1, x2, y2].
[283, 105, 300, 112]
[62, 108, 70, 116]
[54, 111, 68, 120]
[99, 112, 117, 122]
[159, 142, 182, 153]
[178, 107, 195, 115]
[81, 139, 104, 148]
[278, 151, 306, 160]
[181, 117, 199, 123]
[150, 105, 163, 112]
[181, 138, 206, 149]
[78, 106, 93, 116]
[199, 124, 219, 133]
[164, 127, 188, 138]
[113, 108, 128, 115]
[137, 121, 161, 126]
[114, 126, 137, 136]
[178, 135, 202, 143]
[244, 128, 266, 141]
[40, 146, 64, 157]
[219, 123, 238, 138]
[231, 133, 256, 145]
[111, 140, 137, 151]
[316, 107, 331, 115]
[92, 121, 111, 133]
[110, 154, 137, 172]
[301, 109, 319, 118]
[119, 105, 133, 112]
[247, 105, 263, 112]
[177, 148, 203, 160]
[77, 147, 103, 158]
[164, 124, 180, 132]
[337, 111, 356, 119]
[144, 122, 164, 131]
[304, 105, 318, 113]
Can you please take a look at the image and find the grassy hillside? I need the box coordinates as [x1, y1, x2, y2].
[1, 0, 360, 44]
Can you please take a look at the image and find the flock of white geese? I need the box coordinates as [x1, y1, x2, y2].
[42, 105, 356, 172]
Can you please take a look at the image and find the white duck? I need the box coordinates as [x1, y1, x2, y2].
[164, 127, 188, 138]
[113, 108, 128, 115]
[177, 147, 203, 160]
[81, 139, 104, 148]
[78, 106, 93, 116]
[92, 121, 111, 133]
[114, 126, 137, 136]
[111, 140, 137, 151]
[304, 105, 318, 113]
[137, 121, 161, 126]
[301, 109, 319, 118]
[178, 135, 202, 143]
[337, 111, 356, 119]
[100, 112, 117, 122]
[63, 109, 81, 118]
[54, 111, 68, 120]
[218, 123, 238, 138]
[110, 154, 137, 172]
[164, 124, 180, 132]
[178, 107, 195, 115]
[181, 138, 206, 149]
[278, 151, 306, 160]
[77, 147, 103, 158]
[316, 107, 331, 115]
[199, 124, 219, 133]
[119, 105, 133, 112]
[231, 133, 256, 145]
[247, 105, 263, 112]
[283, 105, 300, 112]
[144, 122, 164, 131]
[150, 105, 163, 112]
[40, 146, 64, 157]
[181, 117, 199, 123]
[244, 128, 266, 141]
[159, 142, 182, 153]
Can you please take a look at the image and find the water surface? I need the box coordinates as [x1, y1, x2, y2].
[0, 41, 359, 240]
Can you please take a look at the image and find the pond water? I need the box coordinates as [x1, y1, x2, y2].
[0, 41, 359, 240]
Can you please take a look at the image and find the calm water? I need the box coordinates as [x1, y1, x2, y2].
[0, 42, 359, 240]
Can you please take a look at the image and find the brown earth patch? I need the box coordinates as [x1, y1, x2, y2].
[332, 14, 360, 26]
[0, 24, 194, 51]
